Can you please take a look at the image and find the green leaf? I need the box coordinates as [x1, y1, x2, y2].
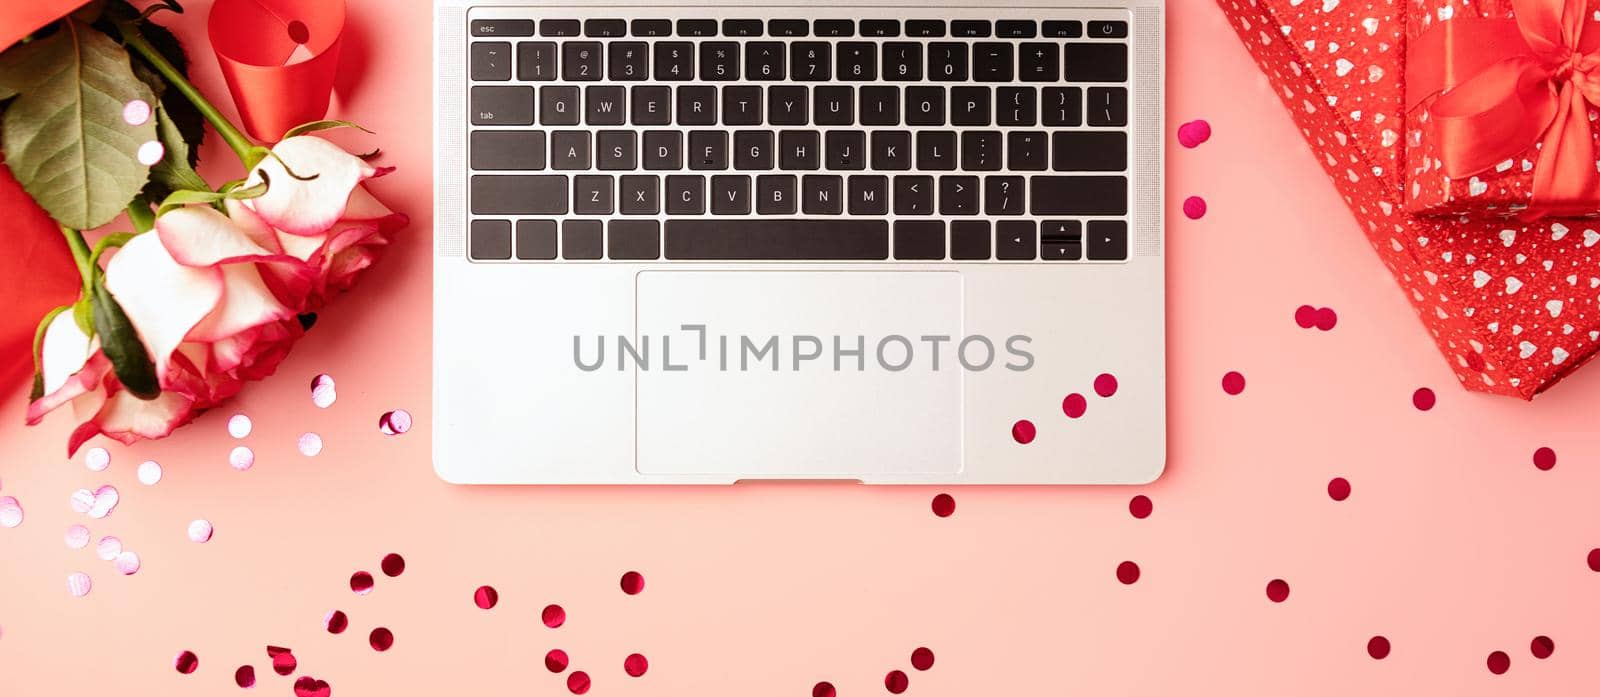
[142, 102, 206, 201]
[282, 119, 373, 139]
[154, 179, 266, 216]
[72, 297, 95, 337]
[0, 20, 159, 230]
[90, 277, 159, 399]
[29, 305, 72, 401]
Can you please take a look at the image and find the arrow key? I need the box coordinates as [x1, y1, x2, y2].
[996, 220, 1036, 260]
[1041, 219, 1083, 261]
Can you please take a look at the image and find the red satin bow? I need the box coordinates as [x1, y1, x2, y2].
[1406, 0, 1600, 217]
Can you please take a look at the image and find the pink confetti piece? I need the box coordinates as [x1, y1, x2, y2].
[174, 650, 198, 674]
[0, 497, 21, 528]
[67, 572, 92, 597]
[187, 519, 213, 543]
[1328, 477, 1352, 501]
[228, 414, 253, 438]
[910, 647, 935, 671]
[122, 99, 151, 126]
[311, 374, 337, 408]
[1177, 119, 1212, 148]
[86, 485, 118, 519]
[136, 460, 163, 486]
[566, 671, 590, 694]
[1182, 196, 1207, 219]
[813, 683, 837, 697]
[1062, 393, 1088, 419]
[545, 649, 569, 673]
[620, 571, 644, 595]
[293, 676, 331, 697]
[70, 489, 95, 514]
[368, 627, 394, 651]
[350, 571, 375, 595]
[381, 553, 405, 577]
[235, 665, 256, 688]
[96, 536, 123, 561]
[542, 604, 566, 628]
[229, 446, 255, 471]
[623, 653, 648, 677]
[1011, 419, 1036, 444]
[1531, 635, 1555, 659]
[474, 585, 498, 609]
[1093, 373, 1119, 398]
[115, 551, 141, 575]
[65, 524, 90, 549]
[85, 447, 110, 472]
[297, 433, 323, 457]
[136, 140, 165, 166]
[379, 409, 412, 435]
[324, 610, 348, 634]
[1413, 387, 1437, 411]
[1222, 371, 1247, 395]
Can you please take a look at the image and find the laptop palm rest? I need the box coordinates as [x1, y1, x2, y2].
[634, 271, 963, 478]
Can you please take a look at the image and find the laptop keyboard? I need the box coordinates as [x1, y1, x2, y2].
[464, 16, 1132, 262]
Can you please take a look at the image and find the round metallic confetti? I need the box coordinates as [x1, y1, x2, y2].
[368, 627, 394, 651]
[910, 647, 935, 671]
[137, 460, 163, 486]
[85, 447, 111, 472]
[87, 485, 119, 519]
[311, 374, 337, 408]
[324, 610, 349, 634]
[350, 571, 375, 595]
[188, 519, 214, 543]
[379, 410, 413, 435]
[1265, 578, 1290, 603]
[1533, 447, 1557, 471]
[67, 572, 92, 597]
[1412, 387, 1437, 411]
[1328, 477, 1352, 501]
[474, 585, 499, 609]
[136, 140, 165, 166]
[1129, 495, 1153, 519]
[1182, 196, 1207, 220]
[813, 683, 837, 697]
[623, 653, 648, 677]
[1062, 392, 1088, 419]
[1177, 119, 1212, 148]
[1011, 419, 1036, 444]
[235, 665, 256, 688]
[885, 670, 909, 694]
[567, 671, 590, 694]
[122, 99, 151, 126]
[298, 432, 323, 457]
[271, 648, 297, 675]
[65, 524, 90, 549]
[115, 551, 141, 575]
[1531, 635, 1555, 659]
[0, 496, 22, 528]
[381, 553, 405, 577]
[1222, 371, 1247, 395]
[228, 414, 253, 438]
[620, 571, 644, 595]
[931, 493, 956, 518]
[1093, 373, 1119, 398]
[174, 650, 199, 674]
[229, 446, 255, 471]
[293, 676, 331, 696]
[1487, 650, 1510, 675]
[545, 649, 569, 673]
[70, 488, 95, 514]
[1116, 561, 1140, 585]
[542, 604, 566, 628]
[1367, 636, 1391, 659]
[96, 536, 123, 561]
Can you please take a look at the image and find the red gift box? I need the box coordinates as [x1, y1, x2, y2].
[1404, 0, 1600, 217]
[1217, 0, 1600, 398]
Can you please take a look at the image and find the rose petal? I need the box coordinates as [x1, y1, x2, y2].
[188, 264, 296, 343]
[77, 390, 197, 450]
[156, 206, 278, 267]
[244, 136, 380, 236]
[103, 233, 223, 381]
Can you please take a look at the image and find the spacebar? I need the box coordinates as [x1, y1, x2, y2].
[665, 220, 889, 260]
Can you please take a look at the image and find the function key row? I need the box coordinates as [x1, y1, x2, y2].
[470, 18, 1129, 40]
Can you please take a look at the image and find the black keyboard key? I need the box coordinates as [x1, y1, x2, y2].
[562, 42, 602, 81]
[619, 175, 660, 214]
[689, 130, 728, 170]
[779, 131, 821, 170]
[960, 131, 1001, 171]
[596, 130, 637, 170]
[711, 175, 753, 214]
[666, 175, 706, 215]
[608, 43, 649, 81]
[470, 220, 512, 260]
[984, 176, 1025, 215]
[814, 19, 853, 37]
[608, 220, 661, 260]
[826, 131, 866, 170]
[515, 220, 557, 260]
[470, 131, 546, 170]
[540, 85, 579, 125]
[950, 220, 990, 260]
[573, 175, 614, 215]
[883, 43, 922, 81]
[630, 19, 672, 37]
[768, 86, 808, 125]
[471, 42, 512, 81]
[678, 86, 717, 125]
[1042, 87, 1082, 126]
[973, 43, 1014, 82]
[916, 131, 956, 170]
[734, 130, 774, 169]
[997, 87, 1037, 126]
[907, 19, 945, 37]
[769, 19, 808, 37]
[471, 85, 533, 125]
[723, 85, 763, 125]
[837, 43, 877, 81]
[791, 43, 831, 81]
[631, 85, 671, 125]
[951, 87, 990, 126]
[1040, 220, 1082, 261]
[654, 43, 694, 80]
[1065, 43, 1128, 82]
[1088, 20, 1129, 39]
[1029, 176, 1127, 215]
[848, 175, 888, 214]
[757, 175, 797, 214]
[517, 42, 556, 81]
[928, 43, 968, 81]
[539, 19, 579, 37]
[746, 42, 785, 80]
[1053, 131, 1126, 171]
[1007, 131, 1048, 170]
[664, 219, 888, 260]
[643, 131, 682, 170]
[997, 20, 1036, 38]
[861, 86, 900, 126]
[996, 221, 1036, 260]
[585, 19, 626, 37]
[939, 176, 979, 215]
[472, 19, 534, 37]
[1020, 43, 1060, 81]
[1087, 220, 1128, 260]
[723, 19, 763, 37]
[677, 19, 717, 37]
[894, 221, 944, 260]
[563, 220, 603, 259]
[471, 175, 568, 215]
[700, 42, 740, 80]
[801, 175, 842, 214]
[952, 20, 990, 37]
[851, 18, 894, 37]
[872, 132, 911, 170]
[1043, 20, 1083, 38]
[893, 176, 933, 215]
[1087, 86, 1129, 126]
[814, 86, 854, 126]
[550, 130, 591, 170]
[906, 87, 945, 126]
[585, 86, 626, 125]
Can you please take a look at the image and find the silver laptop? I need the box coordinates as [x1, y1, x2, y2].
[432, 1, 1165, 484]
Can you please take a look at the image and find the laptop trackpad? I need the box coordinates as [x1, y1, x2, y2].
[635, 271, 963, 478]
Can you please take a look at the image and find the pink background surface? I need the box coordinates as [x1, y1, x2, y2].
[3, 1, 1600, 694]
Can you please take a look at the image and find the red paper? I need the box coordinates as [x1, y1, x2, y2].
[208, 0, 344, 142]
[1217, 0, 1600, 398]
[0, 158, 83, 392]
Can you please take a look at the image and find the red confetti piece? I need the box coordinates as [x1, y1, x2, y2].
[910, 647, 935, 671]
[885, 669, 909, 694]
[1487, 650, 1510, 675]
[1128, 495, 1153, 519]
[369, 627, 394, 652]
[1062, 393, 1087, 419]
[271, 649, 297, 676]
[567, 670, 591, 694]
[813, 683, 837, 697]
[1314, 308, 1338, 331]
[475, 585, 499, 610]
[381, 553, 405, 577]
[235, 665, 256, 688]
[1589, 548, 1600, 572]
[545, 649, 569, 673]
[1533, 447, 1557, 471]
[1328, 477, 1352, 502]
[1093, 373, 1118, 398]
[379, 410, 413, 435]
[1116, 561, 1140, 585]
[1265, 579, 1290, 603]
[620, 571, 645, 595]
[1531, 636, 1554, 659]
[931, 493, 956, 518]
[624, 653, 648, 677]
[543, 604, 566, 628]
[293, 676, 331, 697]
[1176, 120, 1211, 148]
[1367, 636, 1391, 660]
[350, 571, 374, 595]
[1011, 419, 1036, 444]
[1412, 388, 1436, 411]
[1222, 371, 1246, 395]
[1182, 196, 1207, 220]
[324, 610, 348, 634]
[1294, 305, 1318, 329]
[175, 650, 199, 675]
